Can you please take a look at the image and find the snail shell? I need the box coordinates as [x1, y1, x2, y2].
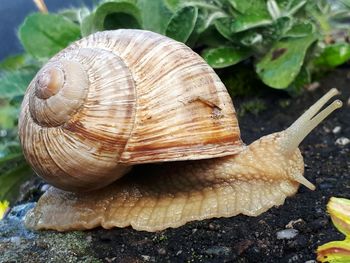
[19, 29, 243, 192]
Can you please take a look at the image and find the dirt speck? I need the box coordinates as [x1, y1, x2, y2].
[271, 48, 287, 60]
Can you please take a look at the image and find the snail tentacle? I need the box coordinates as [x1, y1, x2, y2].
[281, 88, 342, 153]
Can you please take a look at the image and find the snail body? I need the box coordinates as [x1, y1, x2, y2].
[19, 30, 342, 232]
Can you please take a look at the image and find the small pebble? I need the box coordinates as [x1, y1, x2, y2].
[335, 137, 350, 146]
[276, 229, 299, 240]
[305, 260, 317, 263]
[235, 239, 253, 255]
[105, 257, 117, 263]
[7, 203, 35, 220]
[287, 253, 303, 263]
[332, 126, 341, 134]
[286, 219, 304, 229]
[309, 218, 328, 231]
[287, 235, 308, 249]
[176, 250, 182, 256]
[204, 246, 232, 256]
[208, 223, 219, 230]
[141, 255, 151, 261]
[306, 82, 320, 91]
[319, 182, 335, 190]
[158, 248, 167, 255]
[323, 126, 331, 133]
[40, 184, 50, 192]
[10, 236, 21, 246]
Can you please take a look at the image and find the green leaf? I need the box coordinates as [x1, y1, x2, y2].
[0, 163, 32, 203]
[228, 0, 257, 14]
[80, 13, 95, 37]
[0, 142, 22, 160]
[284, 21, 315, 38]
[0, 103, 19, 129]
[185, 9, 207, 47]
[59, 7, 90, 24]
[164, 0, 182, 11]
[166, 6, 198, 42]
[215, 12, 272, 40]
[0, 152, 23, 167]
[196, 25, 229, 47]
[266, 0, 281, 20]
[19, 13, 81, 59]
[0, 55, 26, 71]
[215, 17, 235, 41]
[93, 1, 141, 31]
[256, 35, 317, 89]
[230, 14, 273, 33]
[284, 0, 307, 15]
[137, 0, 173, 33]
[287, 67, 310, 94]
[228, 0, 272, 32]
[339, 0, 350, 8]
[314, 43, 350, 68]
[202, 47, 250, 68]
[239, 31, 263, 47]
[0, 68, 38, 100]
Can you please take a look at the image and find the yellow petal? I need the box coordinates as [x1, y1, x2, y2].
[317, 240, 350, 263]
[0, 200, 10, 220]
[328, 197, 350, 237]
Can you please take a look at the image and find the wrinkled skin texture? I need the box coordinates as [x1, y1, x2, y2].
[25, 133, 304, 232]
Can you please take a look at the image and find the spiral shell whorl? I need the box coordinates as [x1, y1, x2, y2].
[20, 46, 136, 191]
[29, 59, 89, 127]
[35, 66, 63, 99]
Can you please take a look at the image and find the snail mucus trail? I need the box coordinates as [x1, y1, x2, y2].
[19, 30, 342, 232]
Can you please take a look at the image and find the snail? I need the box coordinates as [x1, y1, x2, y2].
[19, 29, 342, 232]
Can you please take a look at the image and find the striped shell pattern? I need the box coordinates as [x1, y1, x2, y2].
[19, 29, 243, 192]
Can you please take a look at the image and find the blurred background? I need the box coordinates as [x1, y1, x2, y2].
[0, 0, 93, 60]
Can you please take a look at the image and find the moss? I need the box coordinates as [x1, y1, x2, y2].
[220, 65, 266, 97]
[238, 99, 267, 117]
[278, 99, 291, 108]
[152, 233, 168, 243]
[0, 228, 101, 262]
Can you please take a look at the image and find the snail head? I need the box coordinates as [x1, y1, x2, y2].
[245, 88, 342, 191]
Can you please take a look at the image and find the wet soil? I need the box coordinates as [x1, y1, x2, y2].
[1, 69, 349, 263]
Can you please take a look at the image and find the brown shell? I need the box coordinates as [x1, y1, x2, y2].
[19, 29, 243, 192]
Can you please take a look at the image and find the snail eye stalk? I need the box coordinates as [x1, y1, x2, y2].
[281, 88, 342, 154]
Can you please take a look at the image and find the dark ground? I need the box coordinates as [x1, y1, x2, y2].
[1, 69, 349, 263]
